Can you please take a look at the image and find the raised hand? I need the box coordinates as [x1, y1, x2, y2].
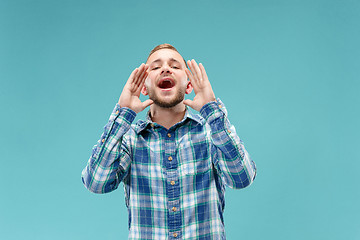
[118, 63, 153, 113]
[184, 59, 216, 112]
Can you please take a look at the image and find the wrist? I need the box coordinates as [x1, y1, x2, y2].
[113, 103, 137, 122]
[199, 98, 225, 121]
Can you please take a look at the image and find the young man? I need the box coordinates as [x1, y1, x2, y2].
[82, 44, 256, 239]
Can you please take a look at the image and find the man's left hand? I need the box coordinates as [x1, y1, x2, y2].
[184, 59, 216, 111]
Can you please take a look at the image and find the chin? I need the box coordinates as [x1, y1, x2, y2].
[149, 87, 186, 109]
[151, 95, 185, 108]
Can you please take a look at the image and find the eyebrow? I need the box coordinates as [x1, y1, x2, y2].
[150, 58, 181, 65]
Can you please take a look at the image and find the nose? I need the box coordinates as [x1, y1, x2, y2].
[161, 64, 172, 74]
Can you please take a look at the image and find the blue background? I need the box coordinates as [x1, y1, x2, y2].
[1, 0, 359, 239]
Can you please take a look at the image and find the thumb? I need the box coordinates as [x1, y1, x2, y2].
[183, 99, 194, 108]
[142, 99, 154, 109]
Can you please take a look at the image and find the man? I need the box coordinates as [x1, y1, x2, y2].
[82, 44, 256, 239]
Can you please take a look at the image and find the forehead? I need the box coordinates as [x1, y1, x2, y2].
[147, 49, 184, 66]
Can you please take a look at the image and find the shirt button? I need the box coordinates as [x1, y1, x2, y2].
[168, 156, 173, 161]
[172, 207, 177, 212]
[227, 129, 231, 133]
[115, 110, 119, 114]
[170, 181, 175, 185]
[150, 123, 154, 128]
[218, 104, 222, 108]
[101, 139, 105, 143]
[173, 232, 178, 238]
[167, 133, 171, 138]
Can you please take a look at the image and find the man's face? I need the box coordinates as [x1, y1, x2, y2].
[143, 49, 191, 108]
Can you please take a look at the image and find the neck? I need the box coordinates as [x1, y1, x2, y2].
[150, 103, 186, 129]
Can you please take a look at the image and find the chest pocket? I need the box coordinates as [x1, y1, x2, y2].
[178, 140, 211, 175]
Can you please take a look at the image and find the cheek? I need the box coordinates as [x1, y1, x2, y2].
[178, 73, 188, 86]
[148, 71, 158, 79]
[145, 74, 155, 86]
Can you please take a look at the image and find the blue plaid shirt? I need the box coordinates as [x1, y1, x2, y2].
[82, 99, 256, 239]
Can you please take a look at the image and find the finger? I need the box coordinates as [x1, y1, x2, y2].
[189, 60, 204, 88]
[199, 63, 208, 82]
[136, 63, 148, 83]
[187, 60, 197, 79]
[187, 60, 198, 80]
[185, 68, 193, 81]
[136, 64, 148, 86]
[134, 64, 145, 85]
[186, 60, 192, 74]
[139, 65, 149, 82]
[141, 70, 149, 83]
[186, 61, 198, 82]
[140, 65, 149, 82]
[185, 68, 198, 91]
[128, 68, 139, 84]
[137, 72, 148, 91]
[190, 59, 202, 81]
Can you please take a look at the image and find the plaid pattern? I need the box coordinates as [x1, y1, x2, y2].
[82, 99, 256, 239]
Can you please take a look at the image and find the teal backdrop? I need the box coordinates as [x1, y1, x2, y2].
[1, 0, 359, 239]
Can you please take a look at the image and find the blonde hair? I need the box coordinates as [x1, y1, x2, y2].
[147, 43, 187, 66]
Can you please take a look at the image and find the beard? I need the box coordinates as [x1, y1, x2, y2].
[147, 86, 185, 108]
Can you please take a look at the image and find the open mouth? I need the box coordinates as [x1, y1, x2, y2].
[158, 78, 175, 89]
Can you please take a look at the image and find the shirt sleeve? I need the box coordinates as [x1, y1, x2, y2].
[200, 99, 257, 189]
[81, 104, 136, 194]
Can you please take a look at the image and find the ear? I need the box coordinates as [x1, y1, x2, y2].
[141, 85, 148, 96]
[185, 80, 193, 94]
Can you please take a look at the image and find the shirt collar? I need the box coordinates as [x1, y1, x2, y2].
[134, 107, 204, 134]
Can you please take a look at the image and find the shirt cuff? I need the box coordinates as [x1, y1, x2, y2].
[109, 103, 137, 124]
[199, 98, 226, 122]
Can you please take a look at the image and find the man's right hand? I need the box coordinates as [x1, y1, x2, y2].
[118, 63, 153, 113]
